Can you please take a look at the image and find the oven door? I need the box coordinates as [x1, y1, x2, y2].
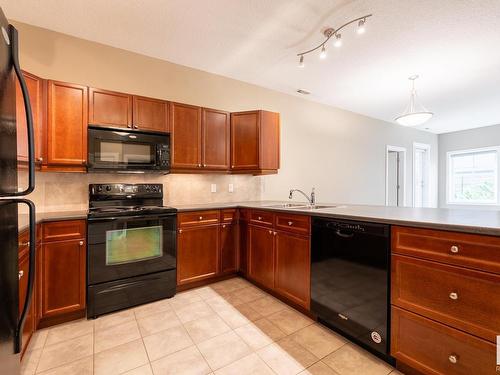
[87, 127, 169, 172]
[87, 213, 176, 285]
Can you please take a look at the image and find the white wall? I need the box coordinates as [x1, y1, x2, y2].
[13, 20, 438, 209]
[438, 124, 500, 210]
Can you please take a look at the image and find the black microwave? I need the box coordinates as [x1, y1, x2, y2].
[87, 127, 170, 173]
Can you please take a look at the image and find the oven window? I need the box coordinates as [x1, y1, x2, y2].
[105, 226, 163, 265]
[99, 141, 153, 164]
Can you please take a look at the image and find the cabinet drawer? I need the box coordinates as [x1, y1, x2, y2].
[42, 220, 86, 242]
[178, 210, 220, 228]
[275, 213, 310, 235]
[391, 307, 496, 375]
[221, 209, 237, 223]
[392, 226, 500, 274]
[250, 210, 274, 227]
[392, 255, 500, 342]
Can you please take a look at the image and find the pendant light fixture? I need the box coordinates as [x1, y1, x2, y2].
[395, 75, 433, 126]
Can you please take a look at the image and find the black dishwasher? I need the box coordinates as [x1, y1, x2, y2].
[311, 217, 392, 363]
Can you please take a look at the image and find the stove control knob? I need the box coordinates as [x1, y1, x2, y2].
[145, 186, 150, 191]
[97, 186, 103, 192]
[106, 186, 111, 192]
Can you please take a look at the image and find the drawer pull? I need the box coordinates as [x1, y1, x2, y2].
[274, 231, 277, 236]
[199, 216, 203, 220]
[450, 245, 459, 254]
[20, 241, 30, 247]
[258, 216, 262, 221]
[222, 224, 226, 228]
[448, 354, 458, 364]
[338, 313, 348, 321]
[179, 229, 183, 234]
[79, 240, 84, 246]
[268, 230, 272, 234]
[449, 292, 458, 300]
[18, 270, 24, 280]
[288, 221, 293, 226]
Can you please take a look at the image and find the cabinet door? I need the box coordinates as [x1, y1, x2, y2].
[133, 96, 169, 133]
[16, 71, 45, 165]
[248, 225, 275, 289]
[18, 252, 35, 355]
[41, 239, 86, 319]
[47, 81, 88, 167]
[202, 108, 230, 170]
[177, 225, 219, 285]
[89, 87, 132, 128]
[274, 231, 310, 308]
[220, 223, 237, 274]
[230, 111, 259, 170]
[170, 102, 202, 169]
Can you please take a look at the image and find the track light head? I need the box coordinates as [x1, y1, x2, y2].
[357, 19, 366, 34]
[319, 45, 327, 59]
[298, 55, 305, 68]
[333, 33, 342, 48]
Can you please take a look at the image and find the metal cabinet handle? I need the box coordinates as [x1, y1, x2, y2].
[199, 216, 203, 220]
[288, 221, 293, 226]
[450, 245, 459, 254]
[198, 163, 202, 168]
[273, 231, 277, 236]
[268, 230, 272, 234]
[258, 216, 262, 220]
[134, 125, 139, 129]
[127, 124, 132, 128]
[36, 157, 43, 162]
[79, 240, 84, 246]
[18, 270, 24, 280]
[20, 241, 30, 247]
[179, 229, 183, 234]
[449, 292, 458, 300]
[222, 224, 226, 228]
[448, 354, 458, 364]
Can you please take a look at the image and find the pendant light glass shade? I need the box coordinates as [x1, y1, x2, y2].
[395, 75, 433, 126]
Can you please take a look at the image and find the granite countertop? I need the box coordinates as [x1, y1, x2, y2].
[174, 201, 500, 236]
[16, 202, 500, 236]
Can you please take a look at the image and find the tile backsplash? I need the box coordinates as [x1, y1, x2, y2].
[20, 172, 262, 212]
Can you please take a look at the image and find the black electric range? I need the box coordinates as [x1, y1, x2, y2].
[87, 183, 177, 318]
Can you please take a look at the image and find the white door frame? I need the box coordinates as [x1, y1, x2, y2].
[412, 142, 431, 207]
[385, 145, 407, 206]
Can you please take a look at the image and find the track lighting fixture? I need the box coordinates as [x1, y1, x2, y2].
[297, 14, 372, 67]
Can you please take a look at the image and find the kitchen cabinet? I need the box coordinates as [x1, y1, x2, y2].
[177, 225, 219, 285]
[247, 210, 311, 309]
[248, 224, 275, 290]
[88, 87, 132, 129]
[274, 231, 310, 308]
[18, 235, 36, 357]
[391, 226, 500, 374]
[39, 220, 86, 326]
[16, 71, 45, 167]
[230, 110, 280, 174]
[202, 108, 230, 170]
[170, 102, 202, 169]
[220, 209, 238, 274]
[133, 95, 169, 133]
[45, 80, 88, 172]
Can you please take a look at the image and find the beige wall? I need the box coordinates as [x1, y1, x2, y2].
[13, 20, 438, 211]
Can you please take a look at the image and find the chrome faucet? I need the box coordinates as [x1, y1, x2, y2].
[289, 187, 316, 206]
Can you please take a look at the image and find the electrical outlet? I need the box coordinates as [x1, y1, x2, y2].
[211, 184, 217, 193]
[228, 183, 234, 193]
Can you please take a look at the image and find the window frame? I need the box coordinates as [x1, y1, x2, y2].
[446, 146, 500, 206]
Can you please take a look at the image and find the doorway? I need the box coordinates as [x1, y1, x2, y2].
[413, 143, 431, 207]
[386, 146, 406, 207]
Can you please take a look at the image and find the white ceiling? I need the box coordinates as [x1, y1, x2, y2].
[4, 0, 500, 134]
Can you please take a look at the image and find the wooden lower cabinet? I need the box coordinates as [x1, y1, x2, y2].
[177, 225, 219, 285]
[392, 307, 496, 375]
[18, 247, 36, 356]
[274, 231, 310, 309]
[220, 222, 237, 274]
[248, 225, 275, 289]
[40, 239, 86, 319]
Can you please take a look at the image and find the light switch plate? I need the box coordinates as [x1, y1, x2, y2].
[228, 183, 234, 193]
[211, 184, 217, 193]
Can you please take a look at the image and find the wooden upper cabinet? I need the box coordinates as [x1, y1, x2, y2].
[132, 95, 169, 133]
[202, 108, 230, 170]
[170, 102, 202, 169]
[230, 110, 280, 174]
[88, 87, 132, 129]
[46, 81, 88, 170]
[16, 71, 45, 166]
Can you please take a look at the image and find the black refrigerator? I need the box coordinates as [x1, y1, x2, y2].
[0, 6, 37, 374]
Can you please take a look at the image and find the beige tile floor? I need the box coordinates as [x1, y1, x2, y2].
[21, 277, 402, 375]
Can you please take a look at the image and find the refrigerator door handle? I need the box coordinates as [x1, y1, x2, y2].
[5, 25, 35, 197]
[14, 199, 36, 353]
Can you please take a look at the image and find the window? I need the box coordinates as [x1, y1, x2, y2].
[447, 147, 499, 205]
